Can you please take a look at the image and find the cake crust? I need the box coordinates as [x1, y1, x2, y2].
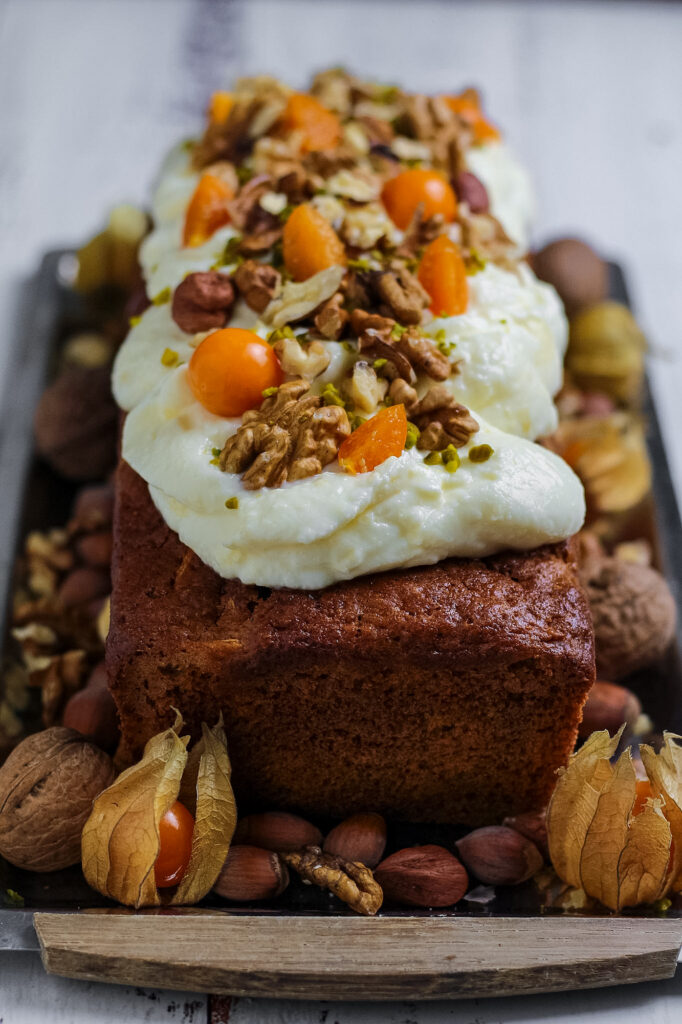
[108, 461, 595, 825]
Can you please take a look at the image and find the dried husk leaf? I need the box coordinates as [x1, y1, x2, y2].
[172, 718, 237, 905]
[641, 733, 682, 890]
[579, 750, 636, 909]
[547, 728, 622, 889]
[81, 713, 188, 908]
[617, 801, 672, 909]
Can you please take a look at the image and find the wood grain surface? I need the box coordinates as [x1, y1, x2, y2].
[34, 913, 682, 1000]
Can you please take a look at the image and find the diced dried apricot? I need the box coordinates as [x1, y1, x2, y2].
[183, 173, 235, 248]
[444, 90, 501, 144]
[280, 92, 341, 153]
[381, 169, 457, 231]
[282, 203, 347, 281]
[418, 235, 468, 316]
[338, 404, 407, 474]
[208, 90, 233, 125]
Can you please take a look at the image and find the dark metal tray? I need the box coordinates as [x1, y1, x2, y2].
[1, 252, 682, 960]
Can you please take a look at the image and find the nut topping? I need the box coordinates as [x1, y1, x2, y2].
[272, 335, 330, 379]
[171, 271, 235, 334]
[219, 379, 350, 489]
[232, 259, 282, 313]
[375, 264, 429, 325]
[314, 292, 349, 340]
[412, 385, 479, 450]
[281, 844, 383, 916]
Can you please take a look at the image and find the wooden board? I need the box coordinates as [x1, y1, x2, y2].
[34, 912, 682, 1000]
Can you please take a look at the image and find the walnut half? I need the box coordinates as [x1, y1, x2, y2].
[220, 379, 350, 489]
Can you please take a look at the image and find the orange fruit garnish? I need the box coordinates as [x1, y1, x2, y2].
[183, 172, 234, 248]
[282, 203, 346, 282]
[444, 90, 501, 144]
[632, 778, 654, 817]
[208, 90, 233, 125]
[188, 328, 283, 417]
[280, 92, 341, 153]
[381, 169, 457, 230]
[154, 801, 194, 888]
[418, 235, 468, 316]
[338, 404, 408, 474]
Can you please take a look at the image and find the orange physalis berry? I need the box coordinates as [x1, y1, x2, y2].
[418, 235, 468, 316]
[381, 169, 457, 231]
[188, 328, 283, 417]
[154, 801, 194, 889]
[183, 172, 234, 248]
[280, 92, 341, 153]
[632, 779, 654, 818]
[282, 203, 347, 281]
[208, 90, 233, 125]
[444, 90, 501, 144]
[338, 404, 408, 474]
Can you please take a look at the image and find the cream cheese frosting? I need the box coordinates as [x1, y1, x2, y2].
[113, 79, 584, 590]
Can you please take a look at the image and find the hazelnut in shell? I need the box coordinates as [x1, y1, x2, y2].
[62, 662, 120, 753]
[531, 237, 608, 316]
[0, 726, 114, 871]
[34, 367, 118, 481]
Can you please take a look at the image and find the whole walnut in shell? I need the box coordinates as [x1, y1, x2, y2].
[0, 726, 114, 871]
[581, 555, 676, 680]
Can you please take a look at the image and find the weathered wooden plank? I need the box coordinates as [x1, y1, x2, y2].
[35, 912, 682, 1001]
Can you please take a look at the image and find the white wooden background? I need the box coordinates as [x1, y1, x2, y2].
[1, 0, 682, 1020]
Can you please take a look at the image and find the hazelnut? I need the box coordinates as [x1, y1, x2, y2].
[323, 812, 387, 868]
[455, 171, 489, 214]
[233, 811, 322, 852]
[76, 531, 113, 569]
[456, 826, 543, 885]
[0, 726, 114, 871]
[71, 483, 115, 532]
[374, 845, 468, 908]
[502, 810, 549, 859]
[34, 367, 118, 481]
[578, 680, 642, 739]
[58, 567, 111, 609]
[531, 238, 608, 316]
[171, 271, 235, 333]
[213, 845, 289, 901]
[62, 662, 119, 752]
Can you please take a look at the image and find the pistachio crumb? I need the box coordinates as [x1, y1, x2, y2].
[373, 357, 388, 370]
[262, 386, 279, 398]
[129, 315, 142, 327]
[152, 286, 171, 305]
[225, 497, 239, 510]
[161, 348, 179, 367]
[469, 443, 494, 463]
[321, 382, 346, 408]
[423, 451, 442, 466]
[405, 422, 420, 449]
[442, 445, 461, 472]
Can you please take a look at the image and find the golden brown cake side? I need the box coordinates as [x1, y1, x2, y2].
[107, 461, 595, 825]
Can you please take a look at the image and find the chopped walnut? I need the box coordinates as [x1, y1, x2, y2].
[310, 68, 353, 115]
[358, 114, 395, 146]
[458, 209, 519, 270]
[397, 327, 451, 381]
[326, 169, 380, 203]
[232, 260, 281, 313]
[353, 311, 415, 383]
[227, 175, 275, 231]
[412, 385, 480, 450]
[388, 377, 418, 413]
[238, 226, 283, 255]
[310, 193, 346, 228]
[342, 203, 397, 250]
[314, 293, 348, 340]
[375, 264, 430, 325]
[171, 272, 235, 333]
[397, 203, 445, 257]
[390, 136, 433, 162]
[193, 77, 290, 168]
[281, 846, 383, 916]
[250, 135, 302, 179]
[263, 265, 346, 329]
[345, 361, 388, 413]
[219, 379, 350, 489]
[396, 93, 470, 178]
[273, 336, 330, 380]
[303, 146, 358, 177]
